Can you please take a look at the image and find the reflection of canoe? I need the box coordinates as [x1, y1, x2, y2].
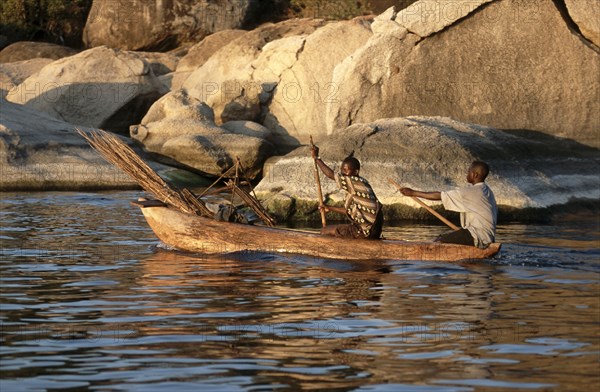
[135, 201, 501, 262]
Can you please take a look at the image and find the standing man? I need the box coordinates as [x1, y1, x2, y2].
[310, 144, 383, 240]
[400, 161, 497, 248]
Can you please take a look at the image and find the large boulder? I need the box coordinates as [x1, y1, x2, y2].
[83, 0, 260, 51]
[6, 47, 168, 134]
[176, 29, 247, 74]
[0, 58, 53, 98]
[0, 99, 136, 190]
[255, 117, 599, 221]
[133, 51, 180, 76]
[0, 41, 77, 63]
[564, 0, 600, 47]
[183, 18, 326, 125]
[169, 29, 246, 90]
[393, 0, 493, 38]
[326, 0, 600, 148]
[130, 90, 274, 179]
[0, 98, 209, 191]
[262, 18, 372, 151]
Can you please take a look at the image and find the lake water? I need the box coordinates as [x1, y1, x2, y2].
[1, 191, 599, 391]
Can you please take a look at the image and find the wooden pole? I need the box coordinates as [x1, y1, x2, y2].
[387, 178, 460, 231]
[310, 136, 327, 228]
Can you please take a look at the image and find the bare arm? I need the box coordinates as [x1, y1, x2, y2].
[310, 144, 335, 180]
[315, 158, 335, 180]
[320, 205, 346, 215]
[400, 187, 442, 201]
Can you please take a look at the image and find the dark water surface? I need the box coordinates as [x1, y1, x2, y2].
[1, 192, 599, 391]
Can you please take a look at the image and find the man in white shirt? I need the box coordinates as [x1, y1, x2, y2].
[400, 161, 497, 248]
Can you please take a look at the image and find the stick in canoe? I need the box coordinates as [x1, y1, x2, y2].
[310, 136, 327, 228]
[387, 178, 460, 231]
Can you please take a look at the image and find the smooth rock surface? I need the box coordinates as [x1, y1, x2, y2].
[0, 99, 136, 190]
[0, 41, 77, 63]
[6, 47, 168, 134]
[183, 18, 326, 124]
[0, 59, 53, 98]
[170, 29, 247, 91]
[326, 0, 600, 148]
[394, 0, 493, 38]
[130, 90, 274, 179]
[0, 98, 209, 191]
[262, 18, 372, 150]
[255, 117, 600, 220]
[176, 30, 247, 74]
[564, 0, 600, 47]
[134, 51, 180, 76]
[83, 0, 259, 51]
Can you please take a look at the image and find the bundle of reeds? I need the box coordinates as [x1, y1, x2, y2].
[77, 128, 212, 217]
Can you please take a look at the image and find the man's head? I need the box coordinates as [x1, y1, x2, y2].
[341, 156, 360, 176]
[467, 161, 490, 184]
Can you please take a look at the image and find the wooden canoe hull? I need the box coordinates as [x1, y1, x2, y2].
[137, 204, 501, 262]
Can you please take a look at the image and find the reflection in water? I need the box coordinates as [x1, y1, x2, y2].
[0, 192, 598, 391]
[134, 250, 392, 390]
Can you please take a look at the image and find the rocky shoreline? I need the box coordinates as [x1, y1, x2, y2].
[255, 116, 600, 223]
[1, 0, 598, 221]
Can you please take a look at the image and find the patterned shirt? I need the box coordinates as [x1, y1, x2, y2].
[335, 173, 381, 236]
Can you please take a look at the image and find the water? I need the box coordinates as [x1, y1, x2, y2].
[1, 191, 598, 391]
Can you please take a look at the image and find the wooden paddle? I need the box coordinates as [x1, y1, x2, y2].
[310, 136, 327, 227]
[387, 178, 460, 231]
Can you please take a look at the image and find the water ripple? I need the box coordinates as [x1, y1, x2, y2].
[0, 192, 598, 390]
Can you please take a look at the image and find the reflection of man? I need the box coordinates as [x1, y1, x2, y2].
[400, 161, 497, 248]
[310, 143, 383, 239]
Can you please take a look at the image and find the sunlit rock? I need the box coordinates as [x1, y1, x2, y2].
[6, 46, 168, 134]
[130, 90, 274, 179]
[327, 0, 600, 148]
[256, 117, 600, 220]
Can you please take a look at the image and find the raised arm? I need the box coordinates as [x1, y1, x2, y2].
[400, 187, 442, 201]
[310, 144, 335, 180]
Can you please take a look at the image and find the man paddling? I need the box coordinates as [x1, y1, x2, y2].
[400, 161, 497, 248]
[310, 144, 383, 239]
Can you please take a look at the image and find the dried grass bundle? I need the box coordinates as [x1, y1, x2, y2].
[77, 128, 212, 217]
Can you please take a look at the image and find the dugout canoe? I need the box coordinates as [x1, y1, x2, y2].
[134, 200, 501, 261]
